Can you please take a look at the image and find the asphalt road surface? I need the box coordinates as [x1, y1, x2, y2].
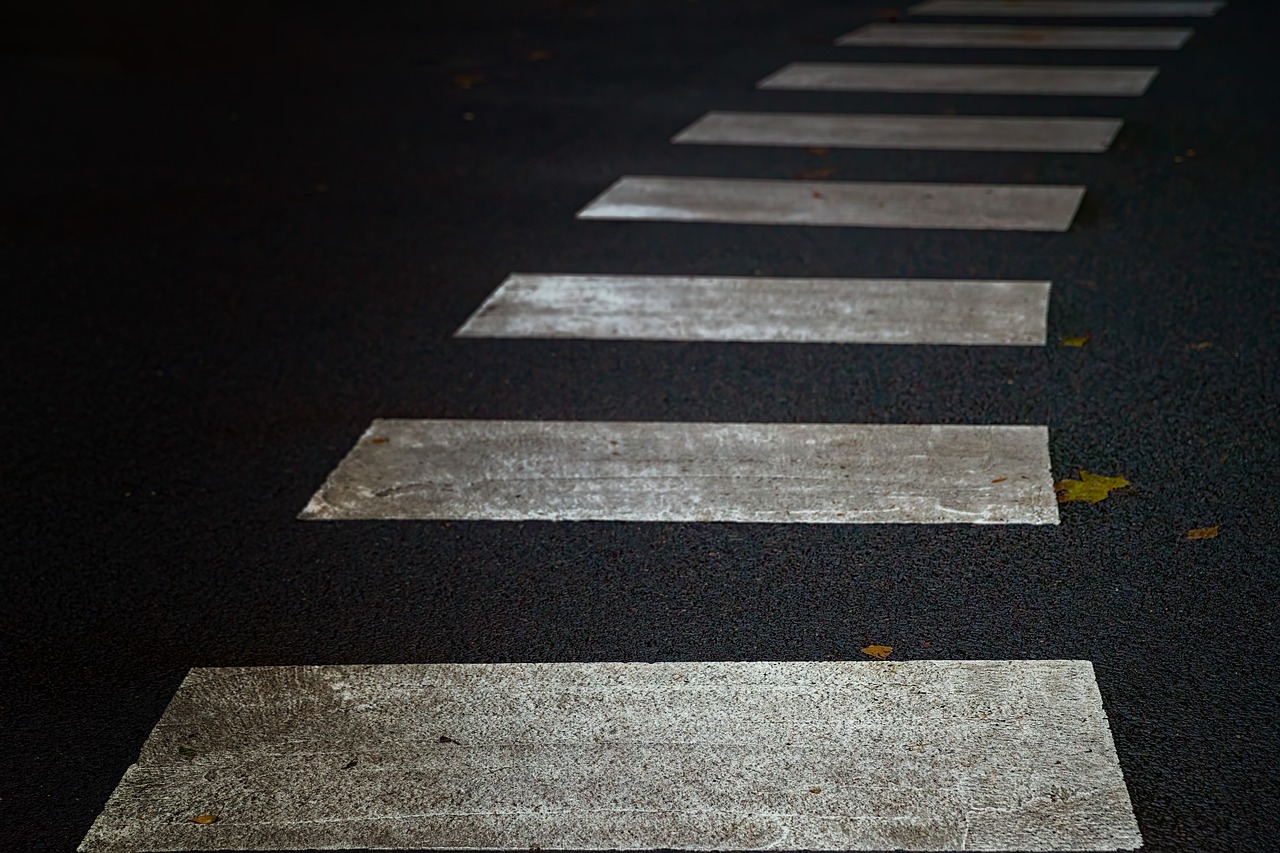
[3, 1, 1278, 851]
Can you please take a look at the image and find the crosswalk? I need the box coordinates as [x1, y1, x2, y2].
[456, 274, 1051, 345]
[300, 421, 1057, 524]
[908, 0, 1222, 17]
[82, 1, 1224, 849]
[578, 176, 1085, 230]
[758, 62, 1159, 95]
[80, 662, 1140, 853]
[672, 112, 1123, 152]
[836, 23, 1193, 48]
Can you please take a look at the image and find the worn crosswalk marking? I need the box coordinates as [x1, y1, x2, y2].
[79, 660, 1142, 852]
[911, 0, 1222, 16]
[673, 111, 1122, 152]
[577, 177, 1084, 231]
[837, 23, 1193, 49]
[758, 62, 1159, 95]
[456, 274, 1051, 346]
[299, 420, 1058, 524]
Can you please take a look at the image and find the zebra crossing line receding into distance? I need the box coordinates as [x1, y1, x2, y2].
[758, 62, 1160, 95]
[81, 0, 1233, 846]
[78, 661, 1142, 853]
[577, 176, 1085, 231]
[299, 421, 1059, 525]
[837, 23, 1193, 48]
[910, 0, 1222, 17]
[456, 274, 1051, 345]
[673, 111, 1123, 152]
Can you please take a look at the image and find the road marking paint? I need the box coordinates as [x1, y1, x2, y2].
[673, 111, 1122, 152]
[911, 0, 1221, 16]
[80, 660, 1142, 852]
[837, 23, 1193, 49]
[577, 177, 1084, 232]
[758, 62, 1158, 95]
[456, 274, 1051, 345]
[298, 421, 1058, 524]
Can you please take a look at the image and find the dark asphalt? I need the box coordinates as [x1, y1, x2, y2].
[3, 1, 1279, 850]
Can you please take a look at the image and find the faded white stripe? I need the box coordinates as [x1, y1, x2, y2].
[673, 111, 1122, 152]
[577, 177, 1084, 232]
[456, 274, 1051, 346]
[837, 23, 1193, 48]
[298, 421, 1058, 524]
[758, 62, 1158, 95]
[80, 660, 1142, 852]
[912, 0, 1221, 16]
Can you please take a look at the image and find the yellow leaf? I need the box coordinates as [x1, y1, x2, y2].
[795, 167, 836, 180]
[861, 644, 893, 660]
[1054, 471, 1130, 504]
[1061, 334, 1091, 347]
[1187, 525, 1220, 540]
[190, 814, 220, 825]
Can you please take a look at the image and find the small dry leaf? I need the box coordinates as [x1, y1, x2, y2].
[812, 190, 824, 199]
[1061, 334, 1091, 347]
[1190, 341, 1214, 350]
[991, 477, 1008, 484]
[190, 814, 220, 825]
[370, 437, 389, 445]
[808, 786, 823, 794]
[452, 73, 485, 89]
[861, 644, 893, 660]
[1055, 471, 1131, 504]
[796, 167, 836, 180]
[1187, 525, 1220, 540]
[806, 146, 830, 155]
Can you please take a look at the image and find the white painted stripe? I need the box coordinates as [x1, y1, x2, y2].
[298, 421, 1058, 524]
[456, 274, 1051, 346]
[912, 0, 1221, 16]
[758, 62, 1158, 95]
[672, 111, 1122, 153]
[837, 23, 1193, 48]
[577, 176, 1084, 232]
[79, 660, 1142, 852]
